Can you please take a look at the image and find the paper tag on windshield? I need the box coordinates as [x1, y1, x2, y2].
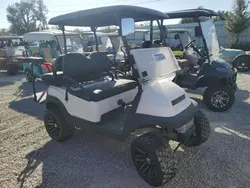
[153, 53, 166, 62]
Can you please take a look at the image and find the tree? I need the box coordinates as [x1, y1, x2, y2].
[6, 0, 48, 35]
[102, 26, 117, 33]
[225, 0, 250, 44]
[213, 10, 230, 21]
[0, 29, 9, 36]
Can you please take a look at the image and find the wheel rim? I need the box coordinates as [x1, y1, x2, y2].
[237, 61, 249, 70]
[211, 91, 230, 108]
[134, 147, 156, 180]
[47, 115, 60, 138]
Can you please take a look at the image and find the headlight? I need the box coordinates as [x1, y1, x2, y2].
[216, 67, 228, 73]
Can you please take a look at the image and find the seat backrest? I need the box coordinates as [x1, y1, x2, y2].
[89, 52, 111, 72]
[52, 54, 64, 73]
[63, 53, 110, 83]
[28, 46, 40, 56]
[140, 41, 151, 48]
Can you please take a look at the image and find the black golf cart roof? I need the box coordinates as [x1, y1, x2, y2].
[165, 8, 218, 19]
[48, 5, 169, 27]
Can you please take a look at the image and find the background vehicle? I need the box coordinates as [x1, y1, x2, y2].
[0, 36, 25, 75]
[23, 30, 83, 62]
[165, 9, 238, 112]
[165, 27, 250, 72]
[32, 5, 210, 187]
[22, 30, 83, 81]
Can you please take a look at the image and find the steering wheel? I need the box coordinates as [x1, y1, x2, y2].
[184, 39, 196, 49]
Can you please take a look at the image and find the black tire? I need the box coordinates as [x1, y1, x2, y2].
[44, 107, 75, 142]
[25, 68, 33, 82]
[7, 64, 19, 75]
[233, 55, 250, 72]
[131, 133, 177, 187]
[203, 85, 235, 112]
[232, 83, 237, 93]
[183, 111, 210, 147]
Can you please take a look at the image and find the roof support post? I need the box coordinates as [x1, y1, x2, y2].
[61, 25, 67, 54]
[150, 20, 153, 44]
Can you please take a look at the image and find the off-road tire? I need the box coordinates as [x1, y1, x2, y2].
[25, 68, 33, 82]
[7, 64, 19, 75]
[203, 85, 235, 112]
[44, 107, 75, 142]
[233, 54, 250, 72]
[232, 83, 237, 93]
[131, 133, 177, 187]
[183, 111, 210, 147]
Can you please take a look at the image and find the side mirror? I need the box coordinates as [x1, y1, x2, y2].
[121, 18, 135, 36]
[174, 34, 179, 40]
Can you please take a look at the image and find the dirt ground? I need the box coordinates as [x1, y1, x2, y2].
[1, 71, 250, 188]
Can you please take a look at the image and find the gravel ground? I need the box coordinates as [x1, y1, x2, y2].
[0, 71, 250, 188]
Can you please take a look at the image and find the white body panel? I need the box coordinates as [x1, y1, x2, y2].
[48, 85, 137, 123]
[130, 47, 180, 82]
[136, 77, 191, 117]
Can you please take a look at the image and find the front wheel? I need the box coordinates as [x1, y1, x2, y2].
[233, 55, 250, 72]
[203, 85, 235, 112]
[131, 133, 177, 187]
[183, 111, 210, 147]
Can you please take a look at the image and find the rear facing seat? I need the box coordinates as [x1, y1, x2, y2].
[41, 52, 137, 102]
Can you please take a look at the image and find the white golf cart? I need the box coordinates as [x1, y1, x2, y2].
[0, 36, 25, 75]
[33, 5, 210, 187]
[23, 30, 83, 61]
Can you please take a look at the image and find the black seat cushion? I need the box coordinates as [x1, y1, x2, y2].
[69, 79, 137, 101]
[41, 72, 64, 86]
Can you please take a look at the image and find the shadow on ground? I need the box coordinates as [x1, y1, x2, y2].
[16, 122, 250, 188]
[8, 81, 48, 120]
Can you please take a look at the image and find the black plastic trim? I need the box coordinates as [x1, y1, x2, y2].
[129, 99, 198, 131]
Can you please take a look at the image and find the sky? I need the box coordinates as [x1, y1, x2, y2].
[0, 0, 236, 29]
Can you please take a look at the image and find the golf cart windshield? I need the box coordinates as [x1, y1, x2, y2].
[56, 35, 83, 53]
[200, 18, 220, 57]
[166, 29, 192, 50]
[48, 5, 180, 82]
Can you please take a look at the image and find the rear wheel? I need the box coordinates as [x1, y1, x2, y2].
[131, 133, 177, 187]
[7, 64, 19, 75]
[233, 55, 250, 72]
[44, 107, 75, 142]
[25, 68, 33, 82]
[183, 111, 210, 147]
[203, 85, 235, 112]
